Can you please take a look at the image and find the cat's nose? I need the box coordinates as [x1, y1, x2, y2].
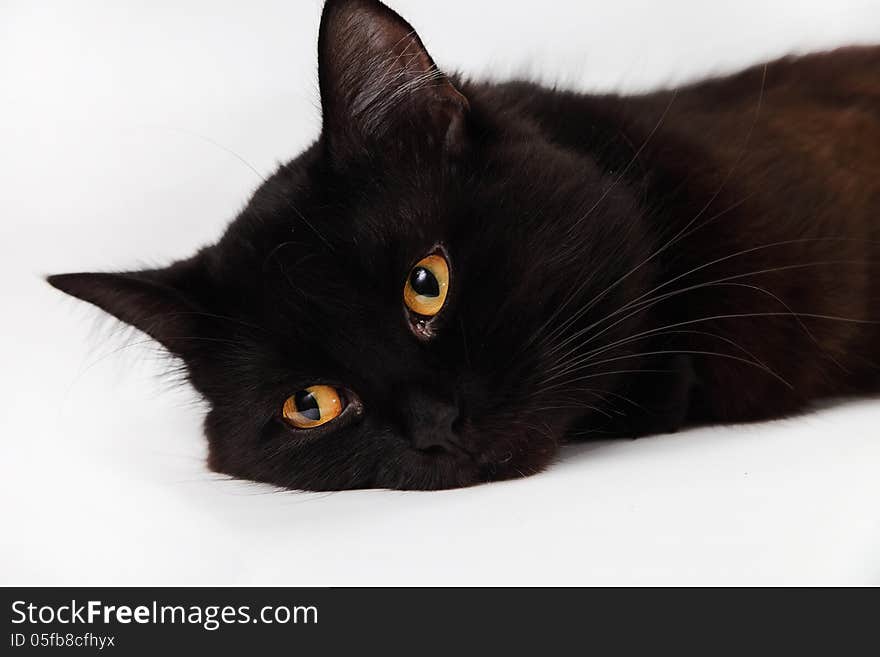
[402, 388, 461, 454]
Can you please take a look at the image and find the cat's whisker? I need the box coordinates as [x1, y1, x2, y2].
[517, 92, 680, 357]
[538, 306, 880, 392]
[541, 328, 774, 383]
[539, 276, 815, 376]
[540, 347, 791, 391]
[528, 403, 614, 420]
[532, 197, 758, 356]
[541, 256, 877, 369]
[164, 310, 267, 334]
[549, 388, 627, 416]
[539, 65, 768, 356]
[584, 237, 880, 344]
[564, 89, 680, 238]
[590, 259, 878, 348]
[547, 300, 857, 392]
[539, 369, 677, 393]
[160, 126, 268, 184]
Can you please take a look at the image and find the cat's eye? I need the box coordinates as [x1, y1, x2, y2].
[404, 253, 449, 318]
[282, 385, 344, 429]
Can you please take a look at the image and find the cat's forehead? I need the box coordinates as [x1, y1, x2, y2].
[215, 132, 602, 329]
[249, 160, 455, 262]
[214, 184, 429, 320]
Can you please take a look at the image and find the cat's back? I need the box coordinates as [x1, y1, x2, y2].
[648, 46, 880, 409]
[665, 45, 880, 182]
[481, 46, 880, 412]
[658, 45, 880, 250]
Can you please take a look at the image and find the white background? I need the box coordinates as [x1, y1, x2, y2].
[2, 0, 880, 585]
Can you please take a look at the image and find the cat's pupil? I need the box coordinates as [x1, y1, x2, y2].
[294, 391, 321, 421]
[410, 267, 440, 297]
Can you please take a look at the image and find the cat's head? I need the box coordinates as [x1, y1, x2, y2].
[49, 0, 651, 490]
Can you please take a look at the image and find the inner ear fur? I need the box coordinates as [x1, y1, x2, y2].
[317, 0, 469, 161]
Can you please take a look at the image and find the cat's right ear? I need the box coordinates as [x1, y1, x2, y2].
[47, 259, 213, 359]
[317, 0, 469, 164]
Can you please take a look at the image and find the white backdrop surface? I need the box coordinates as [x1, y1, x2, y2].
[2, 0, 879, 585]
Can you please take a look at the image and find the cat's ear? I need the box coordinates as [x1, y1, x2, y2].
[318, 0, 469, 162]
[47, 259, 211, 358]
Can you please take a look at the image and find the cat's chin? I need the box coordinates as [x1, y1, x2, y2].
[373, 448, 553, 492]
[444, 427, 559, 490]
[208, 429, 558, 492]
[360, 420, 567, 491]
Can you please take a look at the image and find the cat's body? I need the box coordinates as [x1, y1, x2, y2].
[492, 46, 880, 430]
[49, 0, 880, 490]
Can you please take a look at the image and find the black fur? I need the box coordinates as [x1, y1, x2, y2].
[49, 0, 880, 490]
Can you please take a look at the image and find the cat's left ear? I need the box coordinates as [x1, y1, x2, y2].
[47, 258, 214, 360]
[317, 0, 469, 163]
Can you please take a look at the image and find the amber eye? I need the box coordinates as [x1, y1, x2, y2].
[404, 253, 450, 317]
[282, 385, 344, 429]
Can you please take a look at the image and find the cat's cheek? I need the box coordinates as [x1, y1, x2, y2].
[478, 435, 559, 484]
[374, 450, 484, 491]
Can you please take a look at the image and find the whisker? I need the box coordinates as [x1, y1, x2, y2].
[541, 328, 777, 383]
[159, 126, 268, 183]
[548, 310, 878, 390]
[540, 65, 768, 354]
[544, 257, 877, 367]
[518, 90, 681, 355]
[539, 349, 792, 390]
[597, 237, 880, 338]
[539, 369, 677, 392]
[565, 89, 680, 237]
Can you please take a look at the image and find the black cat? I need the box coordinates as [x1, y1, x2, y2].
[49, 0, 880, 490]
